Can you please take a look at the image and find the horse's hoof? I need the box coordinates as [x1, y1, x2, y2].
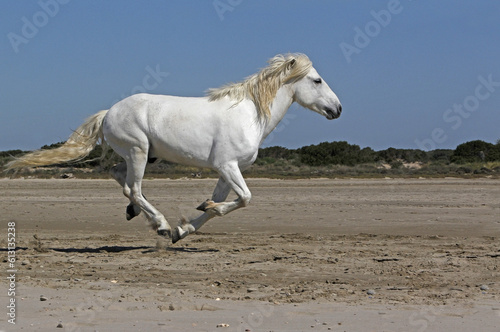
[126, 196, 147, 220]
[126, 203, 139, 220]
[196, 199, 209, 211]
[157, 228, 171, 239]
[171, 227, 181, 244]
[197, 199, 217, 212]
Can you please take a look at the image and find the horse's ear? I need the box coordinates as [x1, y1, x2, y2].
[286, 58, 296, 72]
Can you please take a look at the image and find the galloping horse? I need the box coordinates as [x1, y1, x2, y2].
[7, 53, 342, 243]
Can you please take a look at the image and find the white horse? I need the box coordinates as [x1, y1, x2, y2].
[7, 53, 342, 243]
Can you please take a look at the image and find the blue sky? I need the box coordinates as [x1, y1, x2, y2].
[1, 0, 499, 151]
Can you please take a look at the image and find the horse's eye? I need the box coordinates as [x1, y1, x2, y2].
[313, 78, 322, 84]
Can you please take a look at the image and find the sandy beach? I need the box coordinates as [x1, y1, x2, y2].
[1, 178, 499, 331]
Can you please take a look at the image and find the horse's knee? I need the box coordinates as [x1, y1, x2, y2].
[240, 191, 251, 207]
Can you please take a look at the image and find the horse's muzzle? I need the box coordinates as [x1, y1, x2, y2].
[325, 105, 342, 120]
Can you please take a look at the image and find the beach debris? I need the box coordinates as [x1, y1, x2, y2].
[373, 257, 399, 262]
[247, 287, 259, 293]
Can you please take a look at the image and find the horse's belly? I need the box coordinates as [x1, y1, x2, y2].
[149, 138, 213, 168]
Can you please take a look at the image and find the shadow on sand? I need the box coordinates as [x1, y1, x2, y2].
[3, 245, 219, 254]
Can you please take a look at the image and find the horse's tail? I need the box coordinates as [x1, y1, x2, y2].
[5, 110, 109, 171]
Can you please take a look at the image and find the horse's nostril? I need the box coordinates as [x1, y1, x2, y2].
[338, 104, 342, 114]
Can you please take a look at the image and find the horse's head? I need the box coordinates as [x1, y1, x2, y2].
[290, 62, 342, 120]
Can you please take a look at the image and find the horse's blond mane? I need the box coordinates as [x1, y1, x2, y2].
[207, 53, 312, 121]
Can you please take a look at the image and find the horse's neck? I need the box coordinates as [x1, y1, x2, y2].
[261, 85, 294, 141]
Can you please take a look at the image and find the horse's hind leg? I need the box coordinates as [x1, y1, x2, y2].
[198, 162, 251, 216]
[172, 176, 231, 243]
[174, 163, 250, 243]
[110, 162, 141, 220]
[123, 147, 172, 237]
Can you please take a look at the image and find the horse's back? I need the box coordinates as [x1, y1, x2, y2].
[104, 93, 211, 136]
[103, 93, 258, 167]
